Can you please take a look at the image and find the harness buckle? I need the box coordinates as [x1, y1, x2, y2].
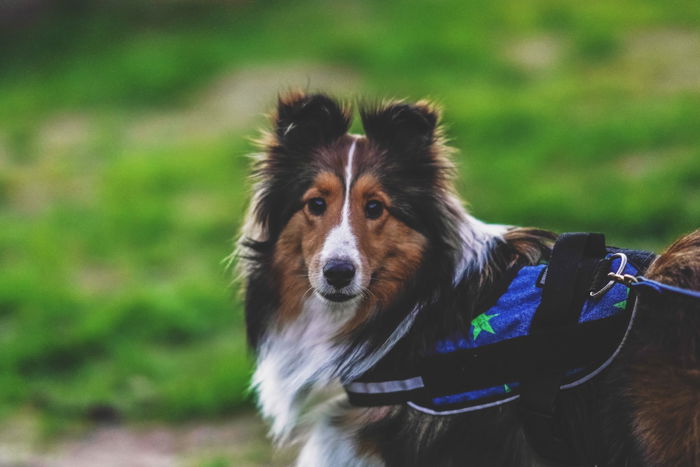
[608, 272, 639, 286]
[589, 253, 628, 298]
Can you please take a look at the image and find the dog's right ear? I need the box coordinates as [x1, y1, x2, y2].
[274, 91, 351, 151]
[360, 100, 440, 158]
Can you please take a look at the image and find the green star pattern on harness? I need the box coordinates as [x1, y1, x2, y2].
[614, 288, 630, 310]
[471, 312, 499, 341]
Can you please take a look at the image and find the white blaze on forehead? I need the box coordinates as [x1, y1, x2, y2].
[342, 140, 355, 221]
[320, 139, 361, 265]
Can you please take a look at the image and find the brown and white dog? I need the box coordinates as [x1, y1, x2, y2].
[238, 91, 700, 466]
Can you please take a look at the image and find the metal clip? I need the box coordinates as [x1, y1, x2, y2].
[590, 253, 628, 298]
[607, 272, 639, 286]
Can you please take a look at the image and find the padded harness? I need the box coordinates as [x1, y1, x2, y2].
[344, 233, 657, 465]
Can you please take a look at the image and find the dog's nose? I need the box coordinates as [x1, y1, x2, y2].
[323, 260, 356, 289]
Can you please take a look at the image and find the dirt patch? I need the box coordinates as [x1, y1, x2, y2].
[35, 114, 94, 157]
[615, 151, 660, 180]
[506, 35, 564, 73]
[5, 112, 100, 215]
[622, 29, 700, 93]
[0, 412, 295, 467]
[126, 63, 362, 147]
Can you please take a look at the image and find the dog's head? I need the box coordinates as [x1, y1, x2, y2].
[242, 91, 461, 344]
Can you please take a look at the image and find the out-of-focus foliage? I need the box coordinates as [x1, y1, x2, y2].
[0, 0, 699, 427]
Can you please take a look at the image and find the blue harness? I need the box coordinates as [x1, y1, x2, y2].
[424, 255, 636, 413]
[344, 235, 652, 413]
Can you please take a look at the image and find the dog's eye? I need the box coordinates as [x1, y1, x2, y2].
[365, 200, 384, 219]
[307, 197, 326, 216]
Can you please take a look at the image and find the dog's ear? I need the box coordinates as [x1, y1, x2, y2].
[360, 100, 440, 157]
[274, 91, 351, 151]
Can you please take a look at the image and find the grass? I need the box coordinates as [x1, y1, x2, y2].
[0, 0, 699, 430]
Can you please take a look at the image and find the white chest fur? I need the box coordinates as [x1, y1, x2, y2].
[252, 295, 356, 441]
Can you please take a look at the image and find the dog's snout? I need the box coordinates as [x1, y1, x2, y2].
[323, 259, 356, 289]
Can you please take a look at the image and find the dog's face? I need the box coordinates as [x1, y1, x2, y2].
[275, 138, 427, 310]
[245, 92, 454, 327]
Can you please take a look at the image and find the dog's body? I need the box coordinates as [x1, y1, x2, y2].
[238, 92, 700, 466]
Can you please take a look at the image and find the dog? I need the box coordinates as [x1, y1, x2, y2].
[237, 91, 700, 466]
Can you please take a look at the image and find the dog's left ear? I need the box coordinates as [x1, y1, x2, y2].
[274, 91, 351, 151]
[360, 100, 440, 157]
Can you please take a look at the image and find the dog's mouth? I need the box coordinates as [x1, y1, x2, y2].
[319, 291, 357, 303]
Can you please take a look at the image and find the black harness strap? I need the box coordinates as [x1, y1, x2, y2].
[519, 233, 607, 465]
[519, 233, 606, 463]
[531, 233, 606, 329]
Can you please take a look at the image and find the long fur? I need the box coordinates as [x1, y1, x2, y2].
[238, 91, 700, 466]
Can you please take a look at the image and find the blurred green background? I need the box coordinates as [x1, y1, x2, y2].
[0, 0, 699, 462]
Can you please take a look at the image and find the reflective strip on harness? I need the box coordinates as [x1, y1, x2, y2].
[346, 376, 424, 394]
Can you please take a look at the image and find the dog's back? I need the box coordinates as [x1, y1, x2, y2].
[626, 230, 700, 466]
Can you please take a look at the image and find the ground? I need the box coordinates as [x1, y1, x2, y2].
[0, 411, 294, 467]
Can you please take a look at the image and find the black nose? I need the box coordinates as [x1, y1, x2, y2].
[323, 260, 356, 289]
